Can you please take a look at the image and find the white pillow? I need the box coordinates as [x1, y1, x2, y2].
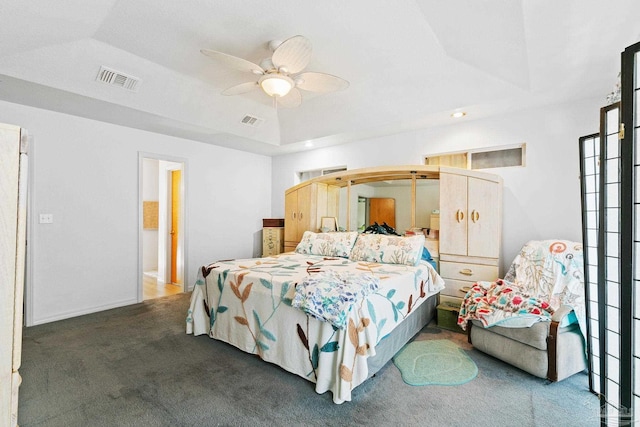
[349, 234, 426, 266]
[294, 231, 358, 258]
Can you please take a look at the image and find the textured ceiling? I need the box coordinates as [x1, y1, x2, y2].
[0, 0, 638, 155]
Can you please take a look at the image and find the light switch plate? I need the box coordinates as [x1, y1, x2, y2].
[39, 213, 53, 224]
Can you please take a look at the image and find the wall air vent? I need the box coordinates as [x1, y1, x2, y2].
[240, 114, 265, 128]
[96, 66, 141, 92]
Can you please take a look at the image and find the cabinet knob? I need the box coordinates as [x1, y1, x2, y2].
[299, 212, 303, 221]
[292, 212, 297, 220]
[456, 209, 464, 223]
[459, 268, 473, 276]
[471, 210, 480, 223]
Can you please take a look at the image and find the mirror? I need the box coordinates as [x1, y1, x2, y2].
[338, 179, 440, 234]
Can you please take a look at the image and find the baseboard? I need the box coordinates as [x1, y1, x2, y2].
[29, 297, 139, 326]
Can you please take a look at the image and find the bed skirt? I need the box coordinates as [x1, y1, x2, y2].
[366, 293, 438, 377]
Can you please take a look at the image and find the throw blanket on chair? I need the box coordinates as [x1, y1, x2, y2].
[457, 240, 586, 339]
[457, 279, 554, 330]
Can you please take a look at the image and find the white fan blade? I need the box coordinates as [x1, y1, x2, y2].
[201, 49, 264, 74]
[222, 81, 259, 96]
[271, 35, 312, 74]
[295, 72, 349, 93]
[276, 88, 302, 108]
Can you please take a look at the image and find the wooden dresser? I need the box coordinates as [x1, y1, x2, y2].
[262, 218, 284, 256]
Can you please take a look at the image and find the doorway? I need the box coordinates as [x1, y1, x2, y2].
[139, 154, 187, 301]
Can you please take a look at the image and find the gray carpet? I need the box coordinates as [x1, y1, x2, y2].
[19, 293, 600, 426]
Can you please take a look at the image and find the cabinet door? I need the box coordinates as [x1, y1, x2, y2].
[296, 184, 313, 241]
[439, 173, 468, 256]
[467, 178, 500, 258]
[284, 189, 298, 244]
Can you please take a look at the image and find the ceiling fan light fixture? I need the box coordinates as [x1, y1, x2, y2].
[202, 35, 347, 107]
[259, 74, 294, 97]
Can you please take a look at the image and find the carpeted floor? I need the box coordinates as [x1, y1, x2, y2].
[18, 293, 600, 426]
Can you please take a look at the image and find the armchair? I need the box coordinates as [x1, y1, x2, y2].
[460, 240, 587, 382]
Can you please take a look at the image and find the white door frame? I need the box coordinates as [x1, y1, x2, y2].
[138, 152, 188, 302]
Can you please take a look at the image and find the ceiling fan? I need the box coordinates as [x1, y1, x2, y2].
[201, 35, 349, 108]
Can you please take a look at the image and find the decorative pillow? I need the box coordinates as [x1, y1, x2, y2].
[294, 231, 358, 258]
[349, 234, 426, 266]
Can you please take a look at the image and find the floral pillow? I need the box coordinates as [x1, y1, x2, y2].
[349, 234, 426, 266]
[294, 231, 358, 258]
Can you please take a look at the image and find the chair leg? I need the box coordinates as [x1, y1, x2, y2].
[467, 320, 473, 344]
[546, 321, 560, 382]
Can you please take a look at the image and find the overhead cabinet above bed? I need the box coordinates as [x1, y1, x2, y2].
[283, 165, 503, 302]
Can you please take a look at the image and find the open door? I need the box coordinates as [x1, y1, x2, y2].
[170, 169, 181, 284]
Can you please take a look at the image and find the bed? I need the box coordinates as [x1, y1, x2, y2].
[186, 232, 445, 404]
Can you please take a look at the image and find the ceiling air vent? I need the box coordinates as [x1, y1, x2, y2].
[96, 66, 140, 92]
[240, 114, 264, 128]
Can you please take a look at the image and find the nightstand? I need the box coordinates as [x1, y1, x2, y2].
[262, 218, 284, 256]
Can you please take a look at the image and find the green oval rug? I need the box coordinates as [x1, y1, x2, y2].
[393, 339, 478, 386]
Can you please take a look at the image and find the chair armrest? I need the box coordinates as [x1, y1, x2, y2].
[551, 305, 574, 323]
[547, 305, 576, 381]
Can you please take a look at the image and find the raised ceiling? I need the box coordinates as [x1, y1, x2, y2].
[0, 0, 638, 156]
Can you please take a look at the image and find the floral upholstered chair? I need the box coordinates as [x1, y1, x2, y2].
[459, 240, 587, 381]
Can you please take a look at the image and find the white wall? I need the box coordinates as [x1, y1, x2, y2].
[273, 98, 603, 274]
[0, 100, 272, 325]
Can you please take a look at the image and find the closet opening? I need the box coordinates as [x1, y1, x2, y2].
[138, 153, 187, 301]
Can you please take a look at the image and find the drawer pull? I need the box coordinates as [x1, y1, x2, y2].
[459, 268, 473, 276]
[460, 286, 471, 293]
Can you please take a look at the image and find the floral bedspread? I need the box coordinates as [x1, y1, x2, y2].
[186, 253, 444, 404]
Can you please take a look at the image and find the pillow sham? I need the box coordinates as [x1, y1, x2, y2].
[349, 234, 426, 266]
[294, 231, 358, 258]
